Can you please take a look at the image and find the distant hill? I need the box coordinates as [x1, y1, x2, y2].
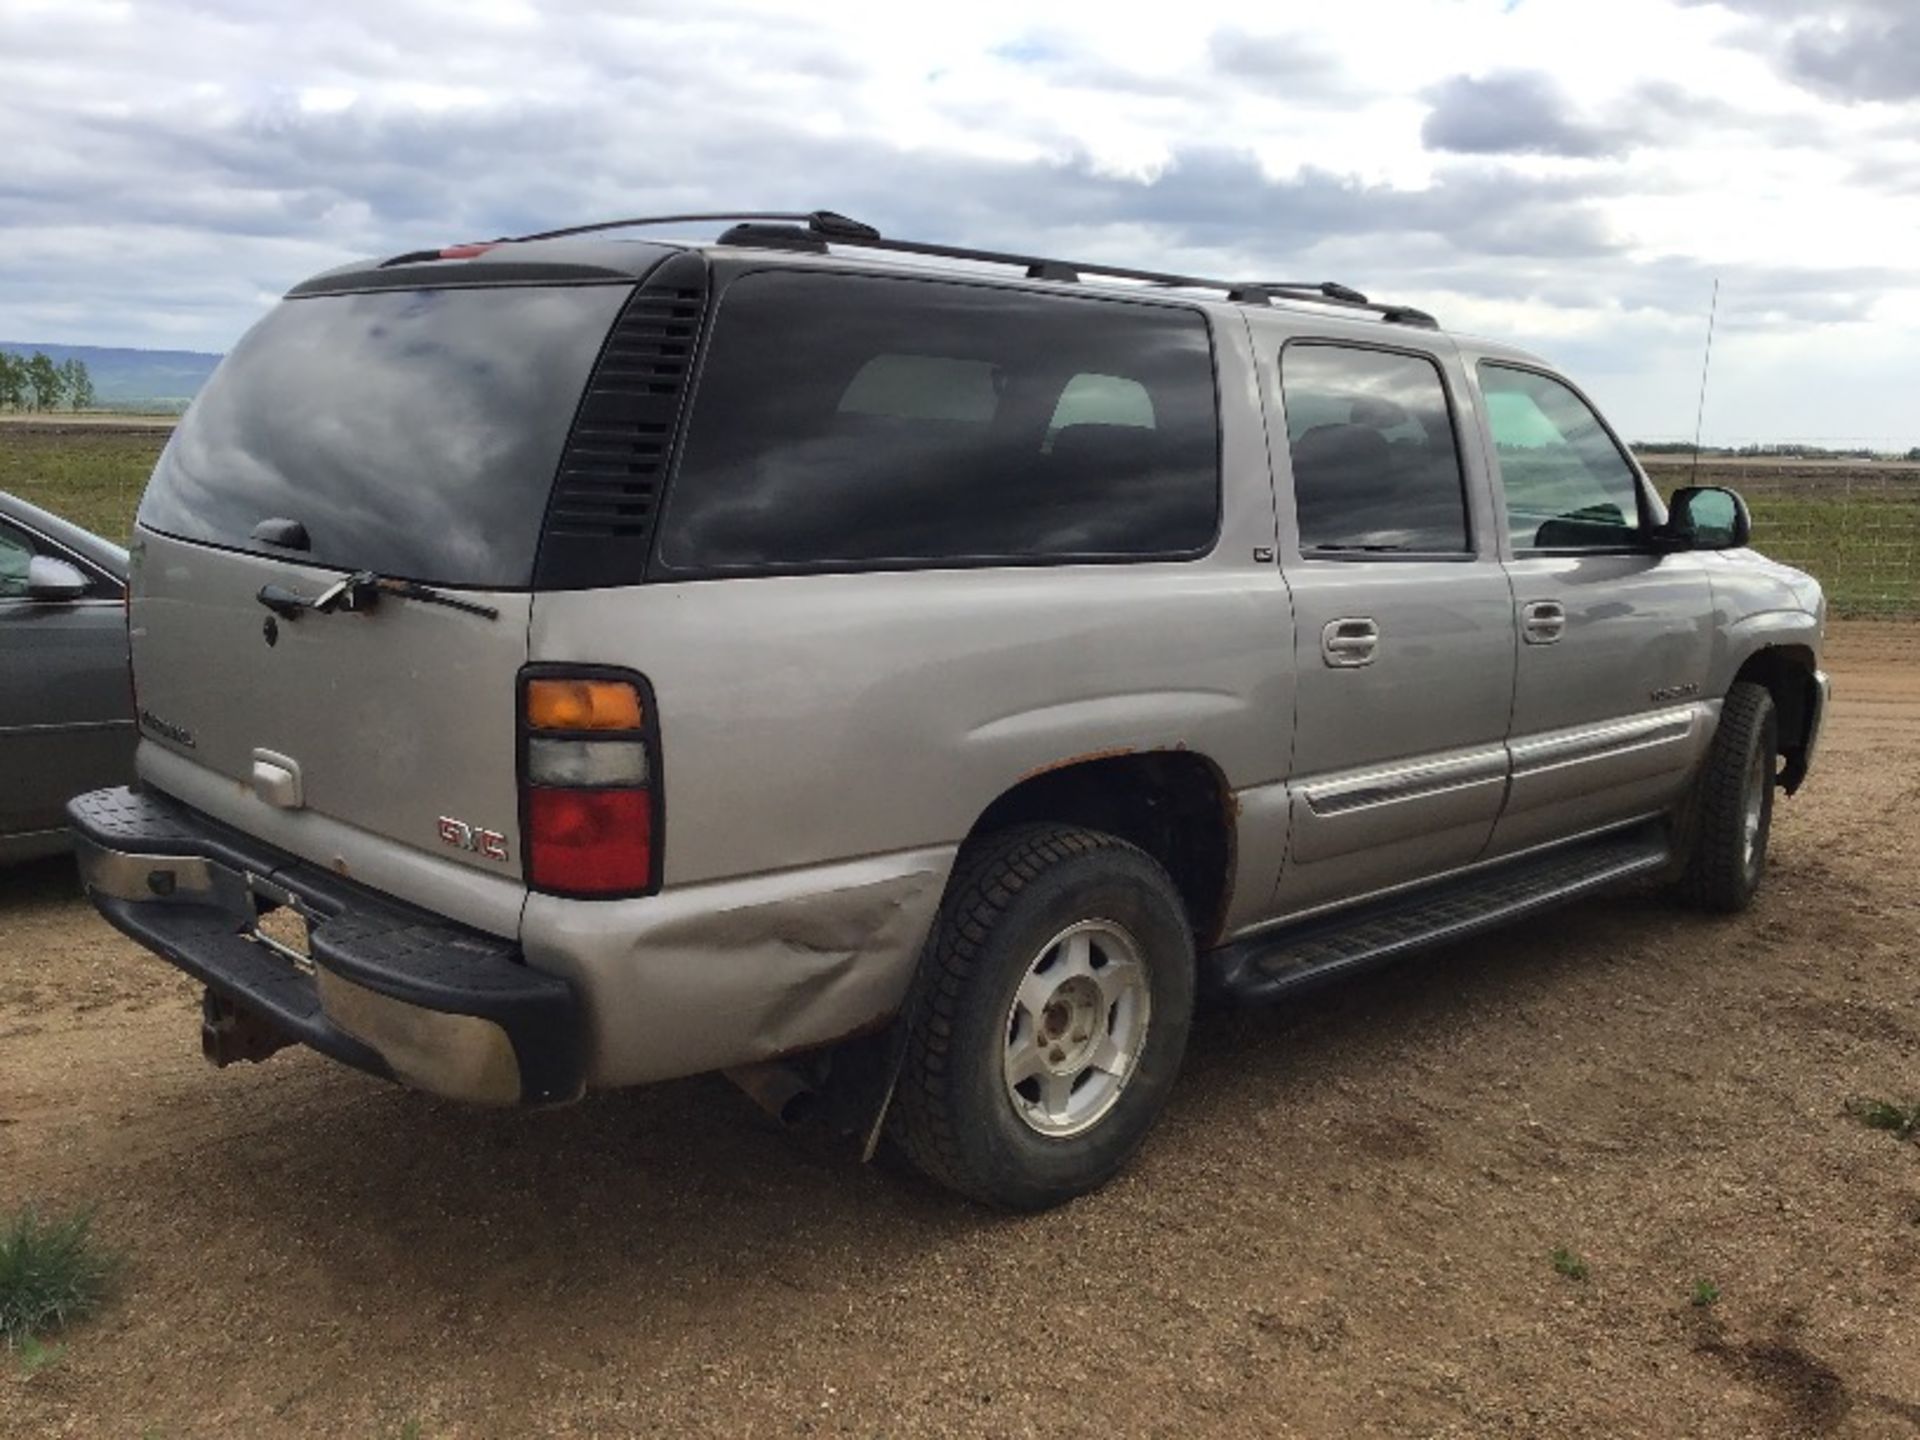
[0, 340, 221, 410]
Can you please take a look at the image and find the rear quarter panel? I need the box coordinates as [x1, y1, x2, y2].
[530, 306, 1288, 888]
[524, 309, 1294, 1083]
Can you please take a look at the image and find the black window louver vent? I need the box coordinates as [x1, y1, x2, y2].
[534, 251, 710, 589]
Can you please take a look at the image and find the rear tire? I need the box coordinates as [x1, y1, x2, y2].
[888, 824, 1195, 1211]
[1679, 681, 1778, 913]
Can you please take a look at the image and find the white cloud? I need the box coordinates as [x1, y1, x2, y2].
[0, 0, 1916, 442]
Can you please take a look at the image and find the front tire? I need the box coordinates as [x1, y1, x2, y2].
[889, 824, 1195, 1211]
[1679, 681, 1778, 913]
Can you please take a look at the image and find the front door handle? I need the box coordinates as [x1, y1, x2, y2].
[1522, 600, 1567, 645]
[1322, 617, 1380, 668]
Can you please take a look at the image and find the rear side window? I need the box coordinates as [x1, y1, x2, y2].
[1279, 344, 1470, 555]
[1479, 364, 1643, 551]
[0, 522, 32, 598]
[839, 355, 999, 421]
[657, 272, 1219, 573]
[139, 284, 631, 588]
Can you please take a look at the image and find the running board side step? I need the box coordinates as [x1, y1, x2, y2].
[1205, 823, 1672, 1005]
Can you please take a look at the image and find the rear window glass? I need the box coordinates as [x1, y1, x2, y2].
[139, 284, 630, 588]
[657, 272, 1219, 573]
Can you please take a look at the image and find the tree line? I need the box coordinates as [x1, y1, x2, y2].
[1637, 439, 1920, 462]
[0, 351, 96, 412]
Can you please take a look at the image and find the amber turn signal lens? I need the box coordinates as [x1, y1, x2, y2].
[526, 679, 643, 731]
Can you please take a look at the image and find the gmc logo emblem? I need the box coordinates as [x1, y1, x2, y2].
[438, 816, 509, 862]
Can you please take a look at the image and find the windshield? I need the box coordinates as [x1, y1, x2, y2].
[139, 283, 631, 588]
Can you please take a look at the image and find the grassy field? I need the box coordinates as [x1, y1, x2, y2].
[0, 425, 168, 543]
[1741, 495, 1920, 615]
[3, 424, 1916, 614]
[1643, 457, 1920, 616]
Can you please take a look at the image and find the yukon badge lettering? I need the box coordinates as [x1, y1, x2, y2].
[138, 708, 196, 749]
[438, 816, 510, 862]
[1649, 682, 1701, 704]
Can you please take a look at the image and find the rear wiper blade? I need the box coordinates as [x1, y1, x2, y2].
[256, 570, 499, 622]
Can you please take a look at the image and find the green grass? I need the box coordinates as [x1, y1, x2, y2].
[1747, 495, 1920, 617]
[12, 1334, 67, 1378]
[1691, 1279, 1721, 1308]
[0, 426, 167, 543]
[1550, 1246, 1590, 1282]
[0, 1207, 118, 1347]
[1844, 1096, 1920, 1141]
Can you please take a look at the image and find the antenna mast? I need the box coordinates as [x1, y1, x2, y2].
[1690, 278, 1720, 487]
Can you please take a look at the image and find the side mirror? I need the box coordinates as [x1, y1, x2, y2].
[26, 554, 93, 601]
[1663, 486, 1751, 551]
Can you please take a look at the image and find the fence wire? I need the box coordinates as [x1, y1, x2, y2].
[1641, 458, 1920, 617]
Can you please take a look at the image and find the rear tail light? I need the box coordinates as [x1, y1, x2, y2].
[519, 670, 660, 898]
[525, 678, 644, 731]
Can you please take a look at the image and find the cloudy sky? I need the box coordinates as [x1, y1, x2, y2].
[3, 0, 1917, 444]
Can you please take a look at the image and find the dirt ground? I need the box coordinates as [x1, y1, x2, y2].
[3, 624, 1917, 1439]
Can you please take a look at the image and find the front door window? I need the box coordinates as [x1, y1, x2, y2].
[1480, 365, 1644, 552]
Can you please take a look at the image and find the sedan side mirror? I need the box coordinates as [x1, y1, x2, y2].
[26, 554, 93, 601]
[1662, 485, 1752, 551]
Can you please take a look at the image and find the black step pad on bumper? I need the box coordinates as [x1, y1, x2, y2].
[68, 786, 582, 1105]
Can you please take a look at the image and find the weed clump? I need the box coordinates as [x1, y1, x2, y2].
[0, 1207, 117, 1348]
[1844, 1096, 1920, 1141]
[1550, 1247, 1590, 1282]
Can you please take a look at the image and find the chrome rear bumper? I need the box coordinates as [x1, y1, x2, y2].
[69, 786, 583, 1106]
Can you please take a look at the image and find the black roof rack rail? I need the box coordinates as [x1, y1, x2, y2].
[501, 209, 1439, 328]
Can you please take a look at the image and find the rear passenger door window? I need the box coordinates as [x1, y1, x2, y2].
[659, 273, 1220, 573]
[1479, 364, 1644, 551]
[1278, 344, 1471, 555]
[0, 522, 31, 598]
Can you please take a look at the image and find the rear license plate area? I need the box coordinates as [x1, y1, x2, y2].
[245, 873, 314, 973]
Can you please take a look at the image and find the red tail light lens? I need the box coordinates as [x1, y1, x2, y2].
[519, 669, 660, 898]
[526, 788, 652, 893]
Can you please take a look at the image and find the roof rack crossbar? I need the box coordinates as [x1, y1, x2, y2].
[500, 209, 1437, 327]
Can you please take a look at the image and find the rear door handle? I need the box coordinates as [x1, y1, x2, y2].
[1522, 600, 1567, 645]
[1322, 617, 1380, 668]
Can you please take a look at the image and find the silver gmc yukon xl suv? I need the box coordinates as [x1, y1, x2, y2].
[72, 210, 1829, 1210]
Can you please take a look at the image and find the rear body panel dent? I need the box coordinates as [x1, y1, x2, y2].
[521, 844, 957, 1086]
